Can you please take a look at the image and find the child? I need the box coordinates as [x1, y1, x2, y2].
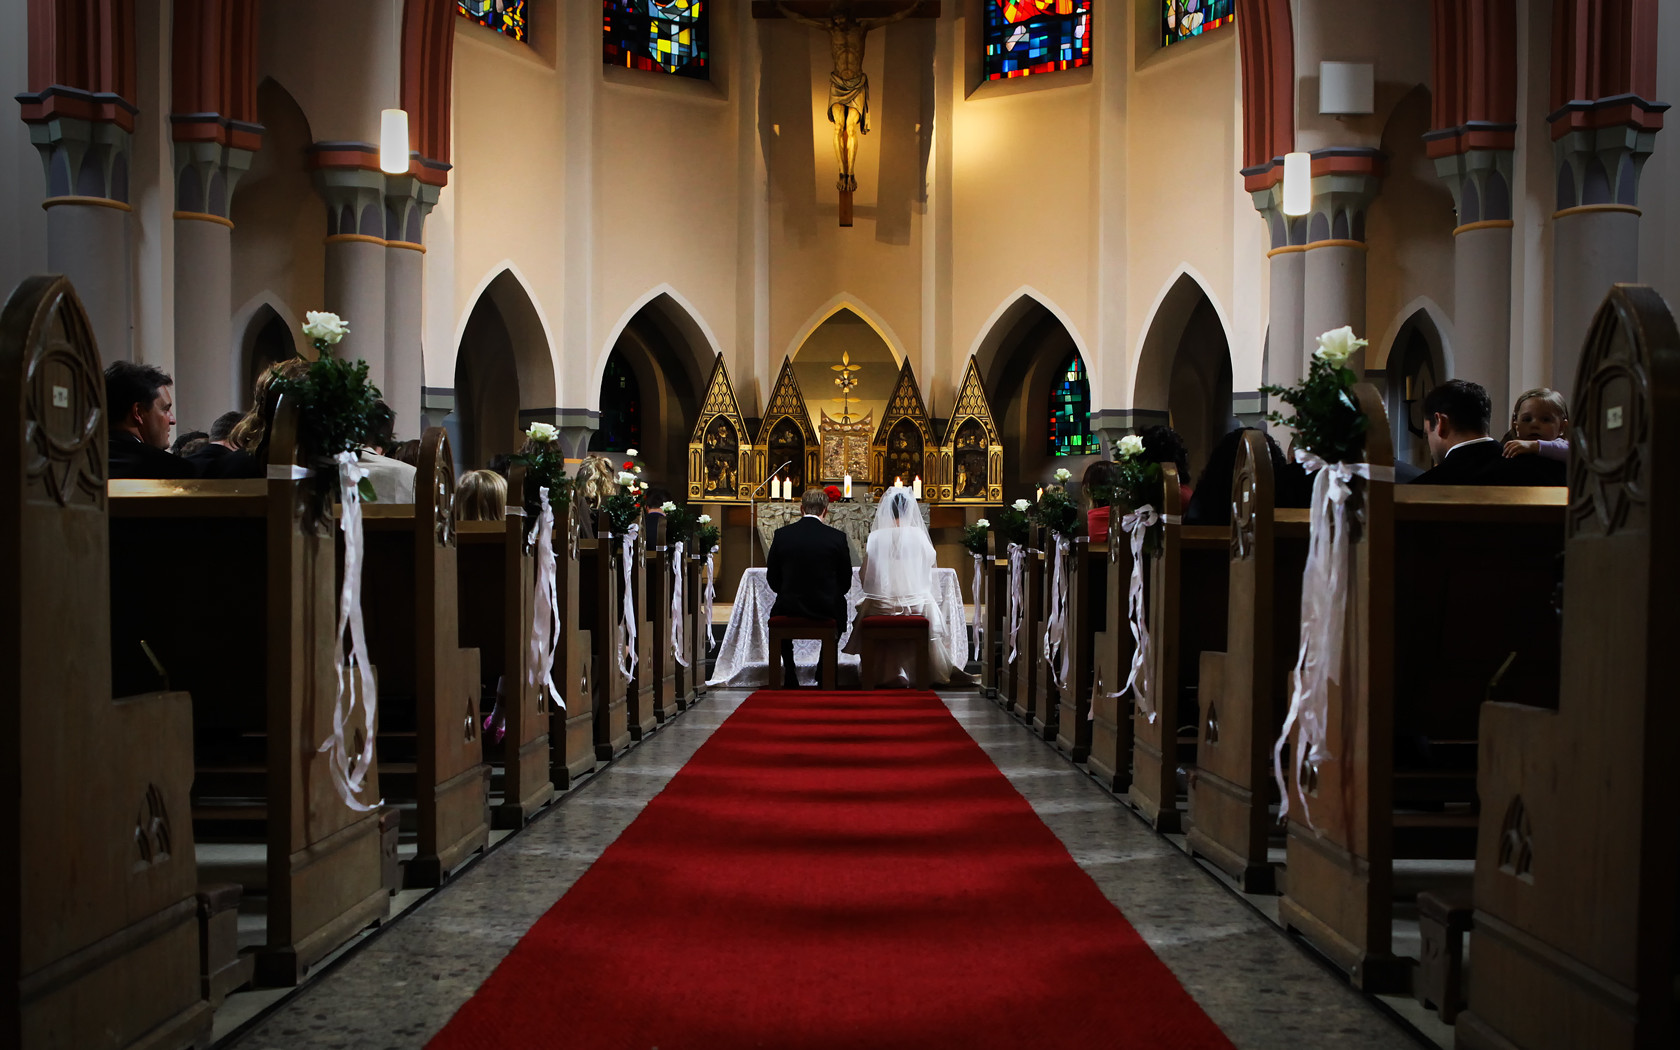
[1502, 387, 1569, 461]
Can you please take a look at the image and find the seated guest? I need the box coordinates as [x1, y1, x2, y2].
[456, 469, 508, 521]
[1184, 427, 1302, 525]
[1140, 424, 1195, 506]
[206, 358, 311, 477]
[105, 361, 198, 479]
[185, 409, 244, 469]
[1080, 459, 1118, 541]
[358, 401, 417, 503]
[388, 438, 421, 468]
[171, 430, 209, 458]
[1413, 380, 1565, 486]
[1502, 387, 1570, 464]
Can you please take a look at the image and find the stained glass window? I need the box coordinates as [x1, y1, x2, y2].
[984, 1, 1092, 81]
[603, 0, 709, 80]
[1162, 1, 1235, 48]
[592, 350, 642, 453]
[1048, 353, 1094, 457]
[457, 1, 527, 42]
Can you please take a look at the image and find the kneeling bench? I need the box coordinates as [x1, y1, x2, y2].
[856, 615, 931, 690]
[766, 616, 839, 689]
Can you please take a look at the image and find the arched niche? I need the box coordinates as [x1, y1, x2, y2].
[593, 293, 709, 495]
[1383, 308, 1450, 472]
[453, 269, 556, 471]
[790, 307, 898, 430]
[1134, 273, 1234, 479]
[977, 297, 1088, 497]
[240, 304, 298, 403]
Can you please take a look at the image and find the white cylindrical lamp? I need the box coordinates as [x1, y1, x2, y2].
[1282, 151, 1312, 218]
[380, 108, 410, 175]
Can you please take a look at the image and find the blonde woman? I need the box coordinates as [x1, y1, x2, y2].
[456, 469, 508, 522]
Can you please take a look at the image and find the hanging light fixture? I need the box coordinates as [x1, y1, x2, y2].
[1281, 151, 1311, 217]
[379, 2, 409, 175]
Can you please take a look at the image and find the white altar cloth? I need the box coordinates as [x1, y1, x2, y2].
[707, 566, 965, 688]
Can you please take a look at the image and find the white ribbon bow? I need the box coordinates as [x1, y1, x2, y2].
[671, 540, 689, 668]
[1271, 452, 1392, 825]
[1120, 504, 1159, 721]
[702, 546, 719, 655]
[618, 523, 641, 681]
[321, 451, 381, 813]
[1005, 543, 1026, 665]
[527, 487, 564, 713]
[969, 553, 985, 663]
[1041, 535, 1072, 691]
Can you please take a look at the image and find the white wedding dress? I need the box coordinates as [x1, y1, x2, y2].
[843, 486, 970, 686]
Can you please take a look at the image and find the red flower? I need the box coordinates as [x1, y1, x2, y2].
[623, 461, 634, 469]
[824, 485, 842, 501]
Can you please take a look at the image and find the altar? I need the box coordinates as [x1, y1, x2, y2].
[752, 499, 929, 566]
[707, 567, 967, 688]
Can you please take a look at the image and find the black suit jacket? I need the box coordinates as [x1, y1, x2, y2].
[766, 515, 853, 629]
[1411, 439, 1567, 487]
[108, 434, 200, 480]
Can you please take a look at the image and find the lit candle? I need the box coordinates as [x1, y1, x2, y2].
[1036, 485, 1043, 501]
[843, 474, 852, 499]
[912, 475, 923, 500]
[895, 476, 903, 487]
[784, 477, 792, 500]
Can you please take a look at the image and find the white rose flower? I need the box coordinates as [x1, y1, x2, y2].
[661, 501, 677, 513]
[1054, 468, 1072, 483]
[526, 422, 558, 443]
[1012, 498, 1030, 512]
[1118, 434, 1145, 458]
[1314, 325, 1368, 367]
[698, 513, 712, 524]
[616, 471, 637, 485]
[625, 448, 639, 458]
[301, 310, 349, 345]
[975, 518, 990, 528]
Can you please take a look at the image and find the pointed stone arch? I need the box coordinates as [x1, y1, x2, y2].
[451, 266, 558, 470]
[594, 287, 716, 492]
[784, 294, 909, 371]
[1378, 299, 1454, 473]
[970, 289, 1092, 497]
[1133, 269, 1236, 478]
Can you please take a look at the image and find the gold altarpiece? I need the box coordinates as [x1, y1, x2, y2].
[870, 361, 936, 499]
[935, 357, 1003, 504]
[687, 355, 749, 502]
[751, 358, 822, 495]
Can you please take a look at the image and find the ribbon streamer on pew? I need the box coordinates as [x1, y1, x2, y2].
[1041, 535, 1072, 691]
[265, 464, 314, 480]
[702, 546, 719, 654]
[969, 553, 984, 663]
[321, 451, 381, 813]
[671, 540, 689, 668]
[527, 487, 564, 713]
[1119, 506, 1167, 721]
[618, 524, 641, 681]
[1006, 543, 1025, 665]
[1271, 454, 1393, 825]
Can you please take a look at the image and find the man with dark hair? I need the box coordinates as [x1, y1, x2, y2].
[104, 361, 199, 479]
[765, 487, 853, 688]
[185, 409, 245, 469]
[1413, 379, 1564, 486]
[357, 399, 416, 502]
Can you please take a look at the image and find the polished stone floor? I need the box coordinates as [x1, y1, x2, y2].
[221, 690, 1429, 1049]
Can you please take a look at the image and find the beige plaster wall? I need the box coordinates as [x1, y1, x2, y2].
[1638, 6, 1680, 315]
[790, 309, 900, 429]
[259, 0, 402, 146]
[1293, 0, 1432, 153]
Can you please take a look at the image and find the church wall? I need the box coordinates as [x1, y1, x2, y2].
[258, 0, 401, 147]
[0, 0, 46, 317]
[1638, 8, 1680, 317]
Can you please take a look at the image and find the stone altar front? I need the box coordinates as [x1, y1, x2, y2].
[754, 499, 930, 566]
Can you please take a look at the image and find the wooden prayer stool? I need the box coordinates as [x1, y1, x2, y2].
[1415, 890, 1472, 1023]
[196, 882, 254, 1008]
[855, 615, 931, 690]
[766, 616, 840, 689]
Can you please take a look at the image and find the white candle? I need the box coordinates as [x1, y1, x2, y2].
[1036, 485, 1043, 501]
[912, 475, 923, 500]
[894, 476, 902, 487]
[843, 474, 852, 498]
[783, 477, 792, 500]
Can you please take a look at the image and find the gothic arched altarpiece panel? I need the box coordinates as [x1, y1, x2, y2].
[688, 355, 748, 502]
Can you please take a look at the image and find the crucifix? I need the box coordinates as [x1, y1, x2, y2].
[755, 1, 940, 226]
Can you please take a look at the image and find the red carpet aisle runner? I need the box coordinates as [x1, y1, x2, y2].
[428, 691, 1235, 1050]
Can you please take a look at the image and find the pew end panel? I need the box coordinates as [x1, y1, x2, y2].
[1054, 540, 1104, 762]
[1030, 542, 1059, 741]
[552, 503, 598, 786]
[582, 521, 631, 761]
[1088, 534, 1135, 793]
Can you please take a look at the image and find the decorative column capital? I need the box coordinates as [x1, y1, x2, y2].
[310, 143, 392, 241]
[1548, 98, 1669, 212]
[384, 173, 443, 248]
[1249, 148, 1385, 251]
[171, 138, 256, 222]
[1431, 145, 1516, 228]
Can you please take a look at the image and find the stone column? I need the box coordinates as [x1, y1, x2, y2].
[383, 173, 441, 439]
[1433, 146, 1516, 412]
[313, 155, 388, 389]
[18, 98, 138, 361]
[1548, 108, 1666, 392]
[1299, 151, 1384, 376]
[171, 134, 256, 422]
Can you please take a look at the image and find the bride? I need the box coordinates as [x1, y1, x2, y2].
[844, 485, 972, 687]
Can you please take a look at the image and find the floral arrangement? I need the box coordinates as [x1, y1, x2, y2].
[1102, 433, 1165, 513]
[694, 512, 719, 552]
[993, 500, 1031, 547]
[662, 500, 701, 545]
[510, 421, 571, 515]
[1260, 325, 1370, 464]
[1030, 484, 1080, 538]
[600, 451, 647, 533]
[961, 517, 990, 556]
[270, 311, 382, 515]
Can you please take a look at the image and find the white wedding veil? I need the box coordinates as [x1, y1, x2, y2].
[861, 485, 936, 603]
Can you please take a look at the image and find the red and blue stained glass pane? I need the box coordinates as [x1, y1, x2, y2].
[1162, 1, 1235, 48]
[457, 1, 527, 43]
[984, 1, 1092, 81]
[604, 0, 709, 80]
[1049, 354, 1094, 457]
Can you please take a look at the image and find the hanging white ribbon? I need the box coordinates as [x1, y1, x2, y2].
[1005, 543, 1025, 665]
[527, 486, 564, 713]
[969, 553, 985, 662]
[1041, 535, 1072, 691]
[1271, 453, 1393, 825]
[320, 451, 381, 813]
[671, 540, 689, 668]
[617, 523, 641, 681]
[1119, 504, 1160, 721]
[702, 546, 719, 654]
[266, 464, 315, 480]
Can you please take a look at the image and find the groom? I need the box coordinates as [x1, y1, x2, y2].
[766, 487, 854, 687]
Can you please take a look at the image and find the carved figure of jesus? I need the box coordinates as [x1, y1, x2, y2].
[775, 1, 924, 193]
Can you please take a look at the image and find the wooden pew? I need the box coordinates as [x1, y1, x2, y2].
[581, 512, 631, 760]
[977, 548, 1008, 700]
[1087, 533, 1137, 792]
[999, 528, 1045, 723]
[1129, 467, 1230, 833]
[1275, 384, 1565, 992]
[645, 517, 679, 722]
[1054, 538, 1106, 762]
[109, 403, 387, 986]
[1030, 533, 1060, 741]
[669, 542, 701, 709]
[627, 516, 658, 739]
[455, 465, 556, 823]
[548, 500, 598, 787]
[683, 546, 711, 701]
[4, 276, 211, 1048]
[1186, 432, 1308, 892]
[1455, 285, 1679, 1050]
[360, 428, 489, 885]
